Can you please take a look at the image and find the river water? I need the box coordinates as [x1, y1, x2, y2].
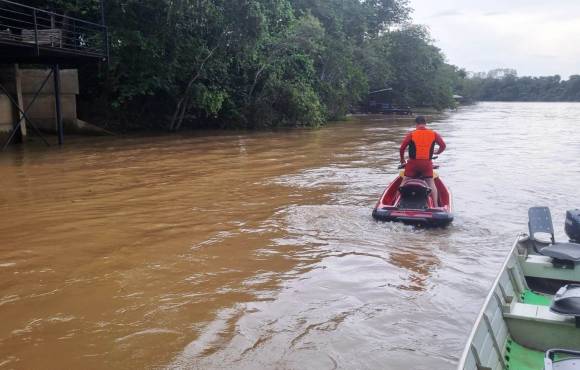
[0, 102, 579, 369]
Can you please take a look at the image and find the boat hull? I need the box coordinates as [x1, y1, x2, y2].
[372, 207, 453, 226]
[458, 235, 580, 370]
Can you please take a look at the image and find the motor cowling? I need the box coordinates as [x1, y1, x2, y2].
[565, 209, 580, 243]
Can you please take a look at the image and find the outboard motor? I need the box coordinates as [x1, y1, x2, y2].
[550, 284, 580, 328]
[566, 209, 580, 243]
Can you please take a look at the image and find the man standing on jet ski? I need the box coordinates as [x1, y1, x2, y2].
[399, 116, 447, 206]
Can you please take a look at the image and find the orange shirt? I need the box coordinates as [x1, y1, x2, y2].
[400, 125, 446, 162]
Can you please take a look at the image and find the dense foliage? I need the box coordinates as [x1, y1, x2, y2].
[25, 0, 464, 130]
[462, 75, 580, 102]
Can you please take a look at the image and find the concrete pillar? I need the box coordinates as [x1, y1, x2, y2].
[0, 64, 27, 142]
[20, 69, 79, 132]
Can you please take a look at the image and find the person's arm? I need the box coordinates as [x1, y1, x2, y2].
[434, 132, 446, 155]
[400, 133, 412, 163]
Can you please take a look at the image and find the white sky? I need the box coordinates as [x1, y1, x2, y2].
[410, 0, 580, 79]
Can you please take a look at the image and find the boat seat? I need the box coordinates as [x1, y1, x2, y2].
[399, 179, 431, 197]
[529, 207, 580, 263]
[545, 349, 580, 370]
[551, 285, 580, 319]
[505, 303, 580, 351]
[542, 244, 580, 263]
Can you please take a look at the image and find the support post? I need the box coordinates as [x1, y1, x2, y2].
[14, 64, 26, 140]
[100, 0, 109, 62]
[100, 0, 106, 27]
[0, 79, 51, 150]
[53, 64, 64, 145]
[0, 64, 26, 144]
[33, 9, 39, 56]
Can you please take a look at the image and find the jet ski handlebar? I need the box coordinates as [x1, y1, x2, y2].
[398, 156, 440, 170]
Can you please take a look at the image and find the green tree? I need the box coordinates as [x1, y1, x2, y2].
[20, 0, 468, 130]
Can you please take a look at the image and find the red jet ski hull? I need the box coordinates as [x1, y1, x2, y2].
[372, 175, 454, 227]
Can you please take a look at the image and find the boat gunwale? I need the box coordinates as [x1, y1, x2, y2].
[456, 234, 525, 369]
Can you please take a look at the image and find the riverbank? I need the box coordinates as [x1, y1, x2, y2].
[32, 0, 465, 135]
[0, 112, 443, 150]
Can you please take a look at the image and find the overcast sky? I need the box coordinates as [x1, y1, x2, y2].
[410, 0, 580, 79]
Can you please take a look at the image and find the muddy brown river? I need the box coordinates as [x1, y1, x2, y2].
[1, 102, 579, 369]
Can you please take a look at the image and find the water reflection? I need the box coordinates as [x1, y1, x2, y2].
[389, 247, 441, 292]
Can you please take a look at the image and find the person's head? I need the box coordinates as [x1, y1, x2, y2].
[415, 116, 427, 125]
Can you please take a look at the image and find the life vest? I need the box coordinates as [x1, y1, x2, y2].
[409, 129, 436, 160]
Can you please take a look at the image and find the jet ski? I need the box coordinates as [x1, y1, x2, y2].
[372, 163, 453, 227]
